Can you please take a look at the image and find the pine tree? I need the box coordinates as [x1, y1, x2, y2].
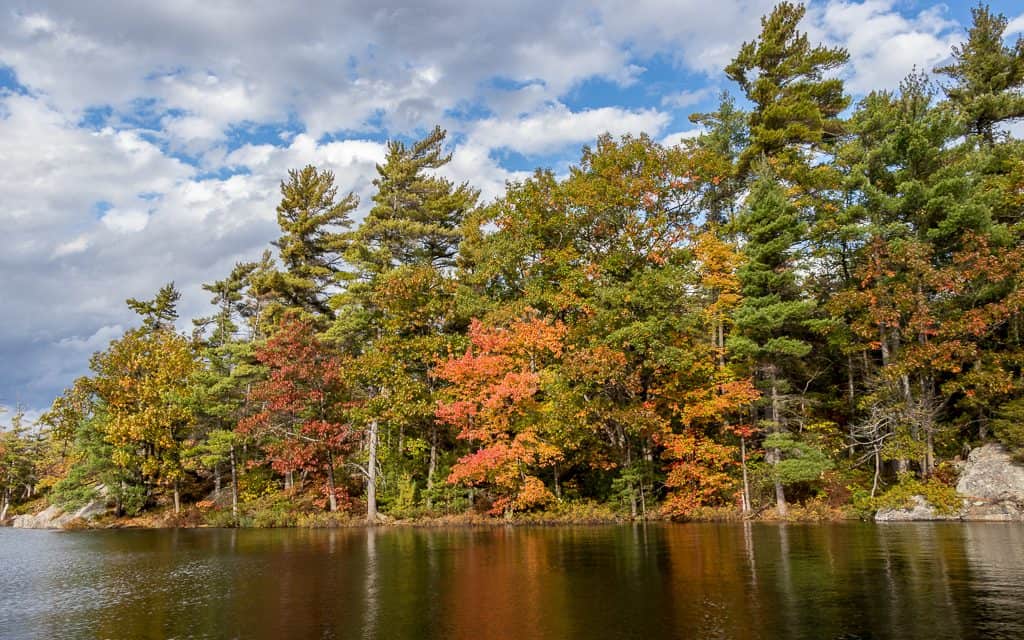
[272, 165, 357, 319]
[728, 172, 816, 515]
[725, 2, 849, 179]
[687, 91, 749, 227]
[126, 282, 181, 332]
[354, 126, 478, 271]
[335, 126, 478, 521]
[935, 3, 1024, 145]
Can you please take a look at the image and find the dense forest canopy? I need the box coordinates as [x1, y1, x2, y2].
[4, 2, 1024, 525]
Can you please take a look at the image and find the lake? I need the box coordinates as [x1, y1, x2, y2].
[1, 523, 1023, 639]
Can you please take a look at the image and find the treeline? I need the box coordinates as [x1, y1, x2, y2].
[5, 2, 1024, 525]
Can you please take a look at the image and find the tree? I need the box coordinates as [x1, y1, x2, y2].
[238, 317, 354, 512]
[354, 126, 478, 271]
[687, 91, 749, 227]
[335, 126, 478, 521]
[183, 429, 240, 524]
[725, 1, 849, 180]
[0, 409, 40, 520]
[126, 282, 181, 332]
[88, 326, 198, 513]
[187, 261, 268, 524]
[729, 173, 816, 515]
[435, 316, 566, 515]
[936, 3, 1024, 145]
[271, 165, 358, 319]
[46, 397, 148, 517]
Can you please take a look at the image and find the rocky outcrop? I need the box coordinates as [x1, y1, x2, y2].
[956, 443, 1024, 502]
[961, 499, 1024, 522]
[875, 495, 963, 522]
[12, 487, 109, 529]
[876, 444, 1024, 522]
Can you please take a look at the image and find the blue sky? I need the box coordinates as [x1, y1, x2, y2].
[1, 0, 1021, 418]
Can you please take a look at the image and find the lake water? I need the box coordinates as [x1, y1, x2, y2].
[2, 523, 1023, 639]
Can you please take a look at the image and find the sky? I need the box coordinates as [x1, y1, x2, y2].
[1, 0, 1022, 419]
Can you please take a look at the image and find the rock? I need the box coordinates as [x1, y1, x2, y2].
[12, 486, 110, 529]
[962, 500, 1024, 522]
[875, 495, 962, 522]
[12, 504, 66, 529]
[956, 443, 1024, 502]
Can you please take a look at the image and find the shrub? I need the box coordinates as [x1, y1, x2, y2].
[870, 473, 963, 516]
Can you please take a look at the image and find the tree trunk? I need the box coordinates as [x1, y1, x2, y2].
[846, 352, 856, 411]
[1, 490, 9, 521]
[741, 437, 751, 515]
[626, 445, 637, 519]
[426, 426, 437, 510]
[173, 480, 181, 515]
[871, 450, 881, 498]
[230, 446, 239, 526]
[367, 418, 379, 523]
[214, 465, 222, 499]
[326, 451, 338, 512]
[770, 372, 788, 517]
[774, 478, 788, 517]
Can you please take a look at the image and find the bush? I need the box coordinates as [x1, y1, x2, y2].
[993, 397, 1024, 461]
[867, 473, 963, 516]
[239, 491, 301, 528]
[114, 484, 147, 516]
[202, 508, 239, 528]
[516, 499, 625, 524]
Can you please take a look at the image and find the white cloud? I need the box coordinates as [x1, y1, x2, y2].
[0, 0, 1001, 410]
[54, 235, 89, 257]
[442, 141, 530, 203]
[808, 0, 960, 93]
[470, 104, 670, 156]
[661, 88, 716, 110]
[101, 207, 150, 233]
[661, 128, 703, 147]
[594, 0, 778, 73]
[1006, 13, 1024, 36]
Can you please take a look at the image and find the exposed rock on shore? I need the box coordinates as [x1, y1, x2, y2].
[956, 443, 1024, 502]
[876, 443, 1024, 522]
[875, 495, 962, 521]
[11, 487, 109, 529]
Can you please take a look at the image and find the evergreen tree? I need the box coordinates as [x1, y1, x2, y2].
[729, 172, 816, 515]
[126, 282, 181, 332]
[687, 91, 749, 227]
[354, 126, 478, 271]
[271, 165, 357, 319]
[725, 2, 849, 179]
[936, 3, 1024, 144]
[334, 127, 478, 521]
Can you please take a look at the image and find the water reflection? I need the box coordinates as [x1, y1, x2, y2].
[1, 523, 1023, 639]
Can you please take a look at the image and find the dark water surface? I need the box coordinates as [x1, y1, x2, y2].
[2, 523, 1023, 639]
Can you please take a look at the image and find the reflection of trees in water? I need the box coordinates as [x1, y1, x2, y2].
[12, 524, 1024, 639]
[361, 527, 378, 640]
[964, 523, 1024, 635]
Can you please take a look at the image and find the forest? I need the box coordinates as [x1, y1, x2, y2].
[3, 2, 1024, 527]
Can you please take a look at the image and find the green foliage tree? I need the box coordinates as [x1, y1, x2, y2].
[729, 173, 815, 515]
[333, 127, 479, 521]
[724, 1, 849, 179]
[270, 165, 358, 320]
[935, 3, 1024, 145]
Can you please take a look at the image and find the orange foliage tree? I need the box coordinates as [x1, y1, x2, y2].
[434, 316, 567, 515]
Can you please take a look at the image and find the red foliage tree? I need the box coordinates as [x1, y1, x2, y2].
[238, 317, 354, 511]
